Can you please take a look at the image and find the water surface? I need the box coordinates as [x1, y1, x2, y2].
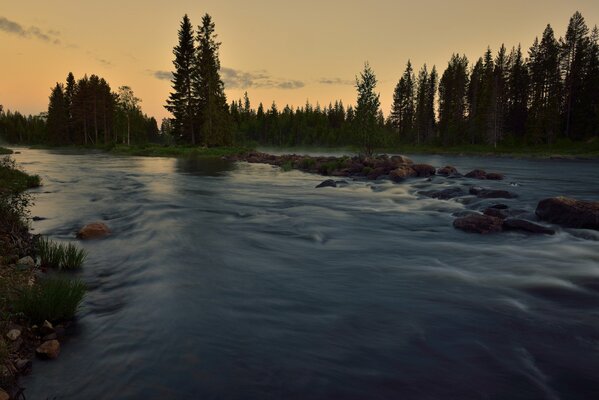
[13, 149, 599, 399]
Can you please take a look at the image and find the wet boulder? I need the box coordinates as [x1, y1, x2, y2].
[36, 340, 60, 359]
[366, 167, 387, 180]
[485, 172, 504, 180]
[503, 218, 556, 235]
[469, 186, 516, 199]
[77, 222, 111, 240]
[389, 166, 417, 182]
[390, 155, 413, 165]
[437, 165, 458, 176]
[535, 197, 599, 230]
[483, 207, 508, 219]
[420, 187, 465, 200]
[412, 164, 436, 177]
[453, 214, 504, 234]
[465, 169, 487, 179]
[315, 179, 337, 188]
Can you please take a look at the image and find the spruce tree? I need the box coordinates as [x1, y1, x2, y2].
[47, 83, 68, 145]
[64, 72, 76, 143]
[165, 14, 197, 144]
[528, 25, 561, 144]
[414, 65, 429, 144]
[439, 54, 469, 145]
[506, 45, 529, 138]
[561, 11, 590, 139]
[194, 14, 231, 146]
[354, 62, 381, 156]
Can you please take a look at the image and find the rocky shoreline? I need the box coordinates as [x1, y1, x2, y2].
[230, 152, 599, 235]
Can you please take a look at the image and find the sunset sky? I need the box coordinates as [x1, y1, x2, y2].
[2, 0, 599, 121]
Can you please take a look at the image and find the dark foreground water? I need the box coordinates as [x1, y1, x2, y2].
[12, 149, 599, 399]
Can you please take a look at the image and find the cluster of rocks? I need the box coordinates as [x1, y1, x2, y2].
[232, 152, 599, 236]
[452, 197, 599, 234]
[230, 152, 504, 183]
[0, 320, 68, 399]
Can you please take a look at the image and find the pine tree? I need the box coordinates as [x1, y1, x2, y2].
[165, 15, 197, 144]
[425, 66, 438, 142]
[414, 64, 429, 144]
[561, 11, 590, 139]
[439, 54, 469, 145]
[354, 62, 381, 156]
[489, 44, 508, 147]
[467, 58, 485, 144]
[194, 14, 231, 146]
[64, 72, 76, 143]
[389, 61, 416, 143]
[506, 45, 529, 138]
[47, 83, 68, 145]
[528, 25, 562, 144]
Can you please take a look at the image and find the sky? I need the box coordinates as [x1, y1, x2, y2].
[2, 0, 599, 121]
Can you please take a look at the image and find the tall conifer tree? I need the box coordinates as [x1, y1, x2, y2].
[165, 14, 197, 143]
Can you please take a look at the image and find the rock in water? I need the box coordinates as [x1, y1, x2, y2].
[453, 214, 504, 234]
[536, 197, 599, 230]
[411, 164, 436, 177]
[469, 186, 516, 199]
[36, 340, 60, 359]
[485, 172, 504, 180]
[420, 187, 465, 200]
[437, 165, 458, 176]
[465, 169, 487, 179]
[503, 219, 556, 235]
[77, 222, 111, 239]
[389, 166, 417, 182]
[315, 179, 337, 188]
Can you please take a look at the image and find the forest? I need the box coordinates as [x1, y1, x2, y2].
[1, 11, 598, 151]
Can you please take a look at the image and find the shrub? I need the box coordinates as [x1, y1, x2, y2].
[61, 243, 87, 270]
[280, 161, 293, 172]
[15, 277, 86, 323]
[38, 237, 87, 270]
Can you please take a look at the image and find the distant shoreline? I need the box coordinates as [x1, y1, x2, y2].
[6, 142, 599, 161]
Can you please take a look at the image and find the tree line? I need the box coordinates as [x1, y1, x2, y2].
[208, 10, 599, 149]
[1, 74, 159, 146]
[45, 73, 159, 145]
[3, 11, 597, 150]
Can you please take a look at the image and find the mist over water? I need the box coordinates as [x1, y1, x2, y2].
[13, 148, 599, 399]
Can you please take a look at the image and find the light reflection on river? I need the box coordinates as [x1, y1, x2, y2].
[11, 148, 599, 399]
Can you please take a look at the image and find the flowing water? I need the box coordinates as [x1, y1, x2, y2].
[11, 148, 599, 399]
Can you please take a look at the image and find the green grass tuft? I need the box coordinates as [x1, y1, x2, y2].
[38, 237, 86, 270]
[15, 277, 86, 323]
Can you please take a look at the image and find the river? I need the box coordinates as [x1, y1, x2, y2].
[12, 148, 599, 399]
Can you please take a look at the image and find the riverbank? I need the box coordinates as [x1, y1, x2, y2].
[0, 155, 85, 399]
[15, 139, 599, 160]
[26, 143, 251, 158]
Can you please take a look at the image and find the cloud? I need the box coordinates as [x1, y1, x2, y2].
[276, 80, 305, 89]
[0, 16, 61, 44]
[221, 67, 305, 90]
[318, 77, 354, 86]
[152, 67, 305, 90]
[153, 70, 173, 81]
[96, 58, 112, 66]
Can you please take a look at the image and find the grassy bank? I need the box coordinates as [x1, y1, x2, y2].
[0, 155, 85, 396]
[108, 144, 251, 158]
[0, 147, 13, 155]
